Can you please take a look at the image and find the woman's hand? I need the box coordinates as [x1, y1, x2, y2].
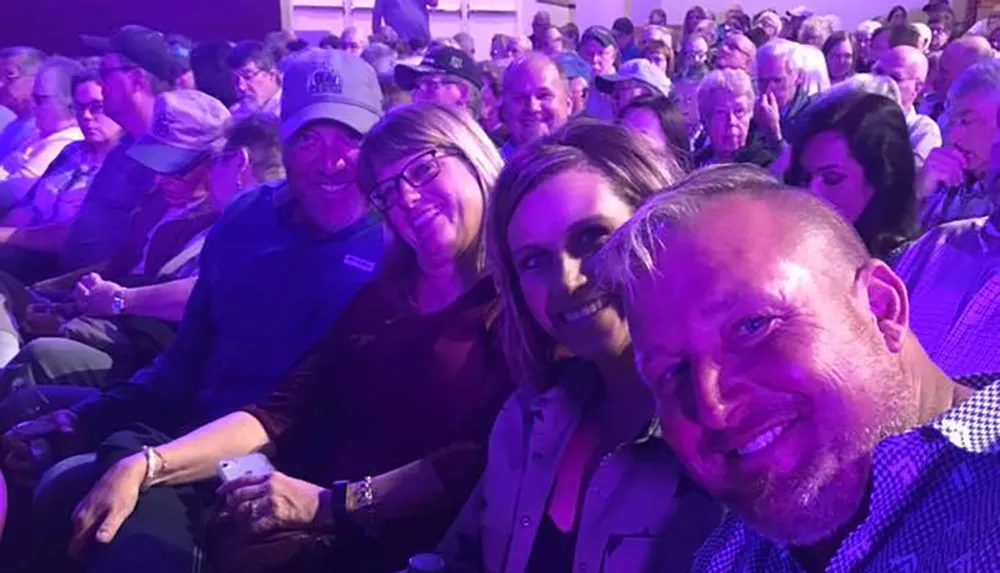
[69, 452, 147, 556]
[217, 471, 331, 535]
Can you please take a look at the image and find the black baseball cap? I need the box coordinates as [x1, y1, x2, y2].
[395, 46, 483, 90]
[581, 26, 616, 48]
[82, 25, 181, 82]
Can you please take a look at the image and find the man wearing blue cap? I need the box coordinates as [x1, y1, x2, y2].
[1, 48, 388, 573]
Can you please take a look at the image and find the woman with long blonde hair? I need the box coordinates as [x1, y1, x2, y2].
[440, 120, 721, 573]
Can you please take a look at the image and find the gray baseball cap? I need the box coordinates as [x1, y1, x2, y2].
[596, 58, 673, 99]
[128, 89, 231, 174]
[280, 48, 384, 141]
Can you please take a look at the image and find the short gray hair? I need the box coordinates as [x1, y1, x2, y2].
[697, 68, 754, 120]
[593, 164, 869, 295]
[856, 20, 882, 36]
[756, 38, 800, 75]
[0, 46, 46, 76]
[948, 59, 1000, 104]
[37, 56, 84, 110]
[814, 73, 901, 107]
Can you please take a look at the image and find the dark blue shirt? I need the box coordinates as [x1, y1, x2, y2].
[375, 0, 430, 44]
[693, 375, 1000, 572]
[60, 135, 155, 271]
[71, 181, 386, 440]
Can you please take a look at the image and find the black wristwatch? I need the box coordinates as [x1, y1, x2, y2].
[330, 479, 350, 530]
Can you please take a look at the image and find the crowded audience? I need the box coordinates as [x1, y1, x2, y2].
[0, 2, 1000, 572]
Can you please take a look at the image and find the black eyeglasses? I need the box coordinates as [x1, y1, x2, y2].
[369, 149, 458, 211]
[73, 101, 105, 116]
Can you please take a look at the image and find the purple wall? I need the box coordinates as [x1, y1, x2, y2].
[0, 0, 283, 55]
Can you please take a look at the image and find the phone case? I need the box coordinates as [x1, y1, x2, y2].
[217, 453, 274, 482]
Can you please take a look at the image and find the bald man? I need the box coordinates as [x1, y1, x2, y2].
[920, 36, 993, 120]
[876, 45, 942, 162]
[595, 164, 1000, 573]
[715, 33, 756, 73]
[499, 54, 572, 157]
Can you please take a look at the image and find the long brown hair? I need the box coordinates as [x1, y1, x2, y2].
[488, 119, 682, 392]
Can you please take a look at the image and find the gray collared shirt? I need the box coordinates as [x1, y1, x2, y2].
[439, 361, 721, 573]
[692, 375, 1000, 573]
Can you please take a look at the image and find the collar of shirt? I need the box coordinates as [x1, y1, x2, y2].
[694, 377, 1000, 573]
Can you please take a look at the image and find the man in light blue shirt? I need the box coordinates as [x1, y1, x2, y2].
[0, 47, 44, 163]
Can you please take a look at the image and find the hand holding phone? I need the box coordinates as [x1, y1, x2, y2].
[217, 453, 274, 483]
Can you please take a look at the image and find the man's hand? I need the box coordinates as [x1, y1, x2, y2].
[919, 147, 966, 198]
[69, 453, 146, 556]
[1, 409, 80, 487]
[755, 92, 782, 143]
[73, 273, 126, 318]
[217, 471, 329, 535]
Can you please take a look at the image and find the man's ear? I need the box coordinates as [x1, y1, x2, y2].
[854, 259, 910, 353]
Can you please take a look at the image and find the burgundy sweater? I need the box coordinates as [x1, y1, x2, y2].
[241, 276, 513, 570]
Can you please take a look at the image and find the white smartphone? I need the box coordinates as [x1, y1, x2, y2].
[217, 453, 274, 483]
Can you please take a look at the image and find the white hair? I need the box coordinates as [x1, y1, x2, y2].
[949, 59, 1000, 104]
[793, 44, 831, 95]
[697, 68, 755, 120]
[756, 38, 801, 76]
[856, 20, 883, 36]
[813, 73, 901, 108]
[912, 23, 931, 48]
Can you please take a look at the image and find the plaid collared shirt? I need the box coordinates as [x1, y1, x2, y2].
[692, 374, 1000, 573]
[920, 179, 994, 230]
[894, 217, 1000, 377]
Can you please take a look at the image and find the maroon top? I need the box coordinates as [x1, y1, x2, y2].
[241, 276, 513, 570]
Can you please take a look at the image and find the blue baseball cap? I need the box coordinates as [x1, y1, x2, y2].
[553, 51, 592, 83]
[280, 48, 384, 141]
[596, 58, 673, 98]
[128, 89, 231, 174]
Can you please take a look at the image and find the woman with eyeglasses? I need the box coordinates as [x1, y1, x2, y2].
[63, 103, 513, 573]
[439, 120, 722, 573]
[0, 57, 85, 220]
[1, 71, 121, 237]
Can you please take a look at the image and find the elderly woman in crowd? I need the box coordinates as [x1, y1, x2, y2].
[1, 71, 120, 230]
[440, 120, 721, 573]
[619, 95, 693, 171]
[0, 57, 84, 218]
[795, 43, 832, 96]
[786, 91, 918, 260]
[753, 9, 783, 41]
[641, 39, 674, 77]
[694, 68, 779, 168]
[68, 103, 513, 573]
[855, 20, 883, 72]
[824, 31, 857, 84]
[798, 15, 836, 49]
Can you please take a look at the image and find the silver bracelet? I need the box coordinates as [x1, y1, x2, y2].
[139, 445, 164, 492]
[355, 475, 377, 536]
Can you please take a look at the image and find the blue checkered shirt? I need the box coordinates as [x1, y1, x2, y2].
[692, 374, 1000, 573]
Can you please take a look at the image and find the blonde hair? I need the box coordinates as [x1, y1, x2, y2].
[697, 68, 754, 122]
[357, 102, 503, 294]
[489, 119, 682, 392]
